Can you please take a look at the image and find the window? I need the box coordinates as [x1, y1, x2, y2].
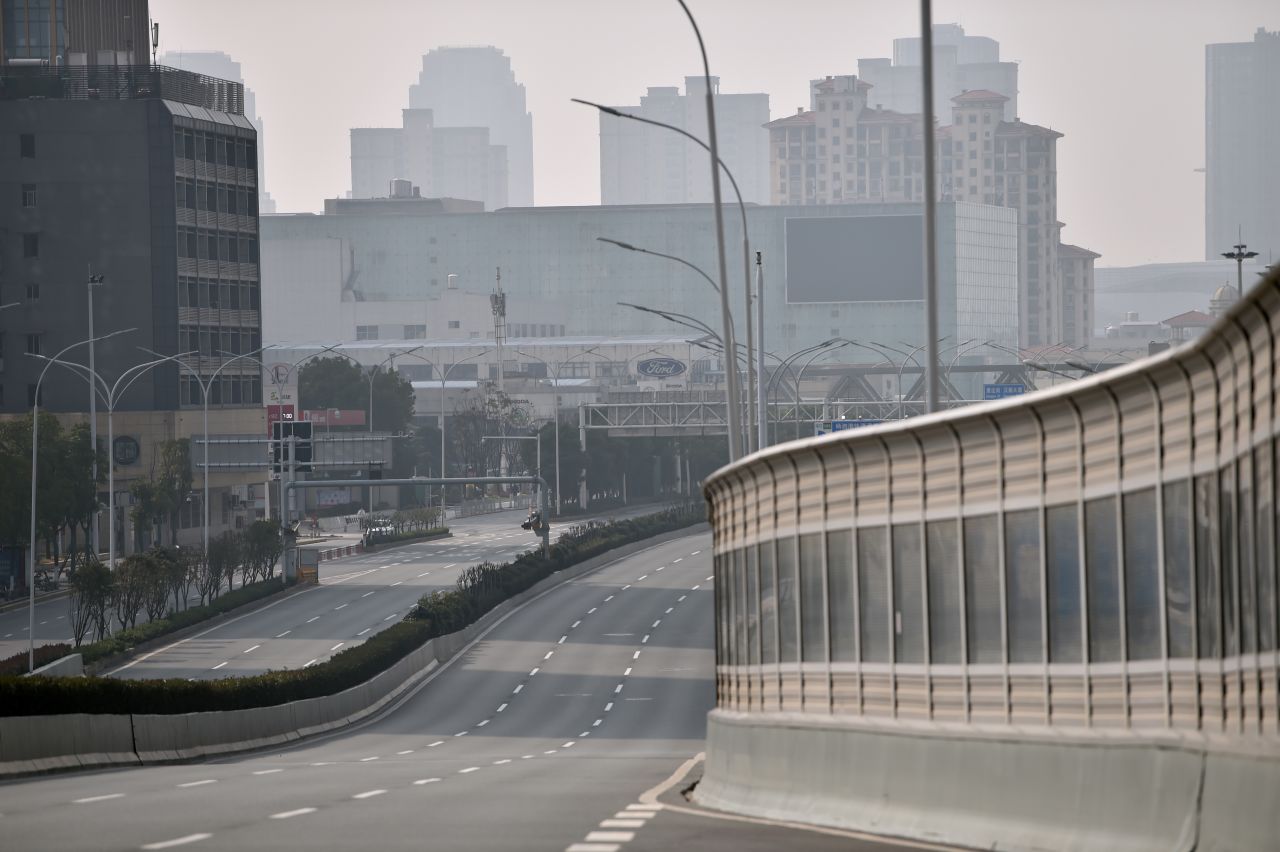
[827, 529, 856, 662]
[21, 184, 36, 208]
[759, 541, 777, 663]
[927, 520, 962, 663]
[447, 320, 461, 329]
[1005, 510, 1043, 663]
[776, 537, 798, 662]
[893, 524, 925, 663]
[1085, 497, 1122, 661]
[1046, 504, 1082, 662]
[1163, 480, 1194, 657]
[23, 234, 39, 258]
[964, 515, 1002, 663]
[20, 134, 34, 158]
[25, 334, 42, 355]
[403, 324, 426, 339]
[25, 282, 39, 301]
[858, 527, 890, 662]
[355, 325, 379, 341]
[799, 533, 825, 662]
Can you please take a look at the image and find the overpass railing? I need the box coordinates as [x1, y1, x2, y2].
[704, 269, 1280, 741]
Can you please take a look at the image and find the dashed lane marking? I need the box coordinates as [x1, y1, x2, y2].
[678, 595, 687, 602]
[211, 662, 227, 670]
[665, 607, 674, 614]
[243, 645, 261, 654]
[270, 808, 316, 819]
[397, 750, 414, 755]
[352, 789, 387, 799]
[513, 684, 523, 694]
[330, 642, 345, 652]
[357, 628, 372, 636]
[74, 793, 124, 803]
[252, 769, 283, 776]
[141, 833, 212, 849]
[672, 558, 683, 563]
[458, 767, 480, 774]
[306, 616, 320, 623]
[476, 719, 490, 727]
[428, 741, 444, 747]
[177, 779, 217, 788]
[303, 659, 319, 667]
[275, 630, 291, 638]
[494, 758, 512, 764]
[361, 592, 375, 598]
[413, 778, 441, 785]
[497, 703, 508, 712]
[600, 819, 646, 829]
[360, 756, 379, 762]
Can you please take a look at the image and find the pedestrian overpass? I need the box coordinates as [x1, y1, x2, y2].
[697, 268, 1280, 851]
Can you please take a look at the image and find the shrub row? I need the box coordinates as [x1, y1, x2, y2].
[0, 503, 704, 716]
[362, 526, 449, 549]
[78, 578, 288, 667]
[0, 643, 72, 676]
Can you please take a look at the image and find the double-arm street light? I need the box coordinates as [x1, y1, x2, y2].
[1222, 238, 1258, 295]
[24, 328, 134, 671]
[515, 346, 600, 515]
[86, 271, 106, 555]
[578, 98, 759, 453]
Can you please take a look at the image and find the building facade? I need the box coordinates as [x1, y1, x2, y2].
[0, 61, 266, 550]
[407, 46, 534, 207]
[599, 77, 771, 206]
[768, 76, 1093, 349]
[1205, 27, 1280, 261]
[856, 22, 1019, 121]
[350, 108, 508, 210]
[0, 0, 149, 66]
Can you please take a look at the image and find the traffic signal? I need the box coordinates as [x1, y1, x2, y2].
[272, 420, 313, 473]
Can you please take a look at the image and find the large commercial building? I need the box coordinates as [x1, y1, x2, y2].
[407, 46, 534, 207]
[856, 23, 1019, 121]
[1205, 27, 1280, 261]
[599, 77, 771, 206]
[0, 0, 149, 66]
[349, 109, 508, 210]
[768, 74, 1096, 349]
[0, 60, 266, 550]
[261, 199, 1019, 361]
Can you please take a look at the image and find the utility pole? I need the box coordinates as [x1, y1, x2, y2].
[87, 270, 105, 556]
[920, 0, 941, 413]
[1222, 231, 1258, 296]
[755, 252, 767, 450]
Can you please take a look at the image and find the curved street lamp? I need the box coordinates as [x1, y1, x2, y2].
[514, 346, 600, 515]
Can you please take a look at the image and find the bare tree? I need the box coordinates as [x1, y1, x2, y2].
[68, 558, 113, 645]
[112, 556, 148, 631]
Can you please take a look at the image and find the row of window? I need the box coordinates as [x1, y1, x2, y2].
[716, 460, 1278, 669]
[175, 178, 260, 218]
[180, 374, 262, 407]
[173, 128, 258, 171]
[178, 325, 262, 358]
[178, 277, 261, 311]
[176, 229, 260, 264]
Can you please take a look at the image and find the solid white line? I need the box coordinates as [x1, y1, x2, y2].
[177, 779, 217, 788]
[73, 793, 124, 803]
[243, 645, 261, 653]
[360, 756, 379, 762]
[397, 749, 414, 755]
[269, 808, 316, 819]
[275, 630, 291, 638]
[413, 778, 441, 785]
[252, 768, 283, 775]
[458, 767, 480, 774]
[497, 703, 508, 712]
[352, 789, 386, 799]
[306, 616, 320, 623]
[357, 628, 371, 636]
[141, 833, 212, 849]
[330, 642, 345, 652]
[211, 662, 227, 670]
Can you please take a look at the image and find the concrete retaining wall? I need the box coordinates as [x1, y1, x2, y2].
[696, 709, 1280, 852]
[0, 522, 707, 779]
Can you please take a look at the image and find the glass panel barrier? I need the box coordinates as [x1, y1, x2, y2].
[893, 524, 925, 663]
[1124, 488, 1161, 660]
[927, 520, 962, 664]
[1046, 505, 1082, 663]
[1196, 472, 1222, 658]
[800, 533, 826, 663]
[778, 537, 799, 663]
[1086, 497, 1122, 662]
[1164, 480, 1194, 658]
[1005, 509, 1043, 663]
[858, 527, 890, 663]
[964, 515, 1002, 664]
[759, 541, 778, 664]
[827, 529, 857, 662]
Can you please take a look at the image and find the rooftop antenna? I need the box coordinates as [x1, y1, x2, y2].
[151, 20, 159, 65]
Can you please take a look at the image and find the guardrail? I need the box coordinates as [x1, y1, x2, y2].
[698, 269, 1280, 850]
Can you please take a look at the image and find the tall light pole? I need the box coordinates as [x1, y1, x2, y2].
[24, 328, 136, 672]
[1222, 237, 1258, 296]
[919, 0, 941, 413]
[87, 271, 105, 555]
[793, 340, 852, 437]
[675, 0, 740, 461]
[577, 98, 757, 452]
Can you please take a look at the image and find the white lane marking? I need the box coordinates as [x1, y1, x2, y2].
[397, 749, 414, 755]
[496, 703, 508, 712]
[177, 779, 217, 788]
[391, 581, 404, 587]
[604, 595, 614, 602]
[652, 620, 661, 628]
[361, 591, 375, 598]
[637, 575, 648, 581]
[585, 832, 635, 843]
[513, 684, 523, 694]
[275, 630, 291, 638]
[454, 731, 468, 737]
[657, 566, 664, 572]
[330, 642, 345, 652]
[690, 550, 701, 555]
[616, 810, 656, 819]
[357, 628, 371, 636]
[352, 789, 387, 799]
[529, 667, 540, 676]
[558, 635, 567, 644]
[418, 572, 431, 578]
[621, 585, 631, 590]
[334, 604, 347, 611]
[615, 684, 624, 693]
[641, 634, 650, 644]
[141, 833, 212, 849]
[600, 819, 647, 828]
[494, 758, 512, 765]
[544, 749, 558, 754]
[623, 668, 632, 676]
[442, 563, 456, 569]
[306, 616, 320, 623]
[544, 651, 554, 660]
[309, 762, 332, 766]
[378, 565, 393, 570]
[580, 731, 591, 736]
[413, 778, 441, 785]
[633, 651, 641, 659]
[303, 659, 319, 667]
[678, 595, 687, 602]
[588, 607, 597, 614]
[252, 769, 283, 776]
[605, 702, 614, 711]
[74, 793, 125, 803]
[566, 844, 620, 852]
[428, 740, 444, 747]
[692, 585, 700, 591]
[360, 756, 379, 762]
[592, 719, 602, 727]
[270, 808, 316, 819]
[458, 767, 480, 774]
[603, 633, 633, 637]
[665, 607, 674, 614]
[571, 620, 581, 628]
[383, 613, 398, 621]
[626, 804, 661, 811]
[476, 719, 490, 727]
[673, 557, 683, 563]
[522, 754, 535, 759]
[705, 575, 713, 581]
[211, 662, 227, 670]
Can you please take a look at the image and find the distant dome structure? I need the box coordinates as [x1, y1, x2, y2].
[1210, 283, 1240, 318]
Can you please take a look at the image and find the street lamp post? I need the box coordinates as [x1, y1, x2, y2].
[793, 340, 852, 437]
[86, 271, 105, 555]
[24, 328, 135, 672]
[515, 347, 600, 516]
[1222, 238, 1258, 296]
[578, 99, 757, 452]
[674, 0, 741, 461]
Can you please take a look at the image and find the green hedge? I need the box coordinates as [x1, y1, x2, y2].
[362, 526, 448, 549]
[0, 643, 72, 676]
[78, 578, 288, 666]
[0, 503, 704, 716]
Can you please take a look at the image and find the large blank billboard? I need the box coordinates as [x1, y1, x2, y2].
[785, 215, 924, 303]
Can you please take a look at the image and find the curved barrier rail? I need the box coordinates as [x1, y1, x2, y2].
[698, 270, 1280, 850]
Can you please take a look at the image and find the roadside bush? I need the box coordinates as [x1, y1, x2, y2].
[0, 643, 72, 676]
[362, 526, 448, 549]
[0, 502, 704, 716]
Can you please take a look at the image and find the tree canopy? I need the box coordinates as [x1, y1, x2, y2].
[297, 357, 415, 434]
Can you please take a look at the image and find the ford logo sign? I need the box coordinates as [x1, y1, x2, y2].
[636, 357, 687, 378]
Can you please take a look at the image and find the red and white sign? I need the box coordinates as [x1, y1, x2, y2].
[266, 404, 296, 435]
[303, 409, 366, 427]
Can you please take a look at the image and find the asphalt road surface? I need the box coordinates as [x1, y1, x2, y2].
[1, 529, 924, 852]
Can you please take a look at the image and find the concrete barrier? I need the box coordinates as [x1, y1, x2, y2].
[25, 653, 84, 678]
[0, 521, 708, 778]
[694, 709, 1280, 852]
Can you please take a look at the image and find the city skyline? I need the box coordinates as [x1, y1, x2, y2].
[150, 0, 1276, 267]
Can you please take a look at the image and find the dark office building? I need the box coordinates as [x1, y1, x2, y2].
[0, 62, 262, 414]
[1, 0, 151, 67]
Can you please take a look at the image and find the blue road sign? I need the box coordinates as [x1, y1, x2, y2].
[984, 383, 1027, 400]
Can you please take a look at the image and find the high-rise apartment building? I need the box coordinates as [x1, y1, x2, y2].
[767, 74, 1095, 348]
[857, 23, 1018, 121]
[160, 51, 277, 214]
[1205, 27, 1280, 261]
[408, 46, 534, 207]
[599, 76, 771, 205]
[350, 108, 508, 210]
[0, 0, 149, 66]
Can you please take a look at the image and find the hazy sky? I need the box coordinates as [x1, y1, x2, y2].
[152, 0, 1275, 267]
